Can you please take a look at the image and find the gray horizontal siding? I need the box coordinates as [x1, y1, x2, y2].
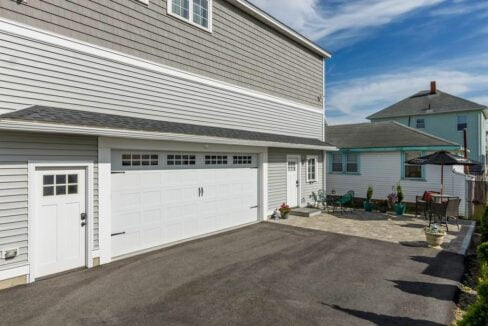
[268, 148, 324, 211]
[0, 31, 324, 140]
[0, 132, 99, 271]
[0, 0, 324, 108]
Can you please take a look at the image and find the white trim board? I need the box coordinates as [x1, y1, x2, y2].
[0, 265, 29, 282]
[27, 161, 95, 283]
[0, 120, 337, 151]
[0, 18, 324, 115]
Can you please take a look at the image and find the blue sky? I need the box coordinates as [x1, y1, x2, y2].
[249, 0, 488, 124]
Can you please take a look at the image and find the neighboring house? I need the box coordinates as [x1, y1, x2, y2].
[0, 0, 335, 288]
[368, 82, 488, 170]
[324, 121, 471, 215]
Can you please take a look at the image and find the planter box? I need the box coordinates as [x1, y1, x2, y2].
[425, 232, 445, 248]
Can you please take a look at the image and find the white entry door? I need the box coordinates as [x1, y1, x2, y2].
[287, 157, 299, 207]
[35, 169, 86, 278]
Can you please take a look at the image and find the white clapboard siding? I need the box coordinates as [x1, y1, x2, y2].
[0, 31, 324, 140]
[326, 152, 468, 215]
[0, 131, 99, 271]
[268, 148, 324, 211]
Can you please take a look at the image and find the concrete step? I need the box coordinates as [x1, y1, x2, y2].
[290, 207, 322, 217]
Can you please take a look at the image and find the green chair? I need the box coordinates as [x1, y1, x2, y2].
[334, 190, 355, 214]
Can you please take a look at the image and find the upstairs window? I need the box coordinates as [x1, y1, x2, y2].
[168, 0, 212, 31]
[457, 115, 467, 131]
[416, 118, 425, 129]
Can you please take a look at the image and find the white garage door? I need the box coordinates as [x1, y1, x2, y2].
[111, 152, 259, 258]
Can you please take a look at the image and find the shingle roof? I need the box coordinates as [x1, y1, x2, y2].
[367, 90, 487, 120]
[324, 121, 460, 149]
[0, 106, 333, 147]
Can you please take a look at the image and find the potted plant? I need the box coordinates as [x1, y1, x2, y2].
[378, 200, 388, 213]
[424, 224, 446, 248]
[394, 183, 406, 215]
[363, 185, 373, 212]
[279, 203, 291, 219]
[387, 191, 398, 210]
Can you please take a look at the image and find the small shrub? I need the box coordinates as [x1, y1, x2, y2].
[481, 207, 488, 242]
[478, 242, 488, 264]
[366, 185, 373, 202]
[458, 300, 488, 326]
[396, 183, 404, 203]
[477, 280, 488, 299]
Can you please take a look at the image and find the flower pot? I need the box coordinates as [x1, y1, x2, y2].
[281, 212, 289, 219]
[394, 203, 406, 215]
[363, 201, 373, 212]
[425, 231, 446, 248]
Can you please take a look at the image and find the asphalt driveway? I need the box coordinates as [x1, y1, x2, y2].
[0, 223, 464, 325]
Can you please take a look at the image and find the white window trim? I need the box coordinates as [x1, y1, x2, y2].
[167, 0, 213, 33]
[135, 0, 149, 5]
[306, 155, 318, 182]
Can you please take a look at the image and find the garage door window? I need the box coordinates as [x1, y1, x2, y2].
[122, 154, 158, 167]
[205, 155, 228, 165]
[167, 154, 196, 166]
[233, 155, 252, 164]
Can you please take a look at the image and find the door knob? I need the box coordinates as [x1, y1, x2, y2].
[81, 222, 86, 227]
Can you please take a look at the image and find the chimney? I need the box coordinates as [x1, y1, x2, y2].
[430, 81, 437, 94]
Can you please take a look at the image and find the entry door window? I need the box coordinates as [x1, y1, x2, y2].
[43, 173, 79, 196]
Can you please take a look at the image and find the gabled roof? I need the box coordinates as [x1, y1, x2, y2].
[324, 121, 460, 150]
[226, 0, 331, 59]
[367, 90, 487, 120]
[0, 106, 334, 149]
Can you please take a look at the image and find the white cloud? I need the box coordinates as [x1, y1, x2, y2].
[430, 0, 488, 16]
[326, 61, 488, 124]
[249, 0, 445, 48]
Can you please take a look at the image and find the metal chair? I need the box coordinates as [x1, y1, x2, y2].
[430, 198, 461, 231]
[310, 189, 327, 209]
[415, 195, 428, 220]
[334, 190, 355, 214]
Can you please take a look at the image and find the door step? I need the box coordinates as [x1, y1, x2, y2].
[290, 207, 322, 217]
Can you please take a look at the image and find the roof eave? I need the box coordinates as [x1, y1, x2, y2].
[335, 145, 461, 152]
[0, 120, 338, 151]
[227, 0, 332, 59]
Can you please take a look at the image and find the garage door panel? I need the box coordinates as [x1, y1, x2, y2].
[111, 152, 259, 258]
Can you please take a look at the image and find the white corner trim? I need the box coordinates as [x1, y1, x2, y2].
[0, 265, 29, 282]
[0, 120, 337, 151]
[98, 146, 112, 265]
[0, 18, 323, 115]
[27, 161, 95, 282]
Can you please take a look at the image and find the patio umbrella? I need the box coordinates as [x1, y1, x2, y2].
[406, 151, 480, 195]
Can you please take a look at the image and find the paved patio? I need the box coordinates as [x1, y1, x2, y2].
[272, 210, 475, 255]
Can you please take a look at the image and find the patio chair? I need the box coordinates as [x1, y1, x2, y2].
[430, 198, 461, 231]
[334, 190, 355, 214]
[310, 189, 328, 209]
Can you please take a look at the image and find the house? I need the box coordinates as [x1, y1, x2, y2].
[0, 0, 335, 289]
[368, 81, 488, 170]
[324, 121, 471, 215]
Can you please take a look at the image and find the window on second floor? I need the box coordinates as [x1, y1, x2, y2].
[416, 118, 425, 129]
[168, 0, 212, 31]
[457, 115, 467, 131]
